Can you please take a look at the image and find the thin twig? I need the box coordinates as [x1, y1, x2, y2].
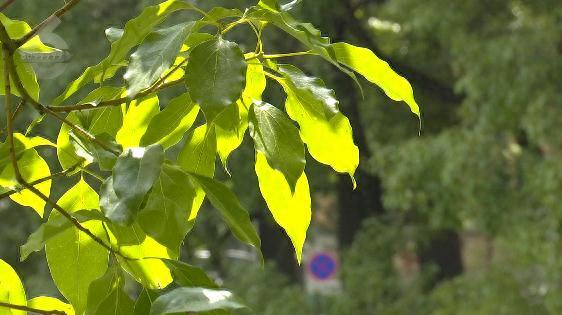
[0, 301, 66, 315]
[15, 0, 81, 48]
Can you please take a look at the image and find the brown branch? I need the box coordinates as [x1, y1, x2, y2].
[0, 0, 16, 12]
[15, 0, 81, 48]
[47, 78, 183, 113]
[0, 301, 66, 315]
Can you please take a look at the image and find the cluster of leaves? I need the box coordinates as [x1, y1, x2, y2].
[0, 0, 418, 314]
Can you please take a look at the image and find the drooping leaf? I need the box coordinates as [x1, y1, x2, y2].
[215, 60, 267, 171]
[255, 153, 311, 263]
[116, 94, 160, 149]
[138, 163, 198, 251]
[178, 124, 217, 177]
[125, 22, 196, 97]
[331, 42, 421, 117]
[275, 65, 360, 182]
[54, 0, 199, 104]
[0, 259, 26, 315]
[141, 93, 199, 149]
[185, 37, 247, 121]
[27, 297, 75, 315]
[189, 174, 261, 256]
[150, 288, 245, 315]
[45, 179, 109, 315]
[21, 210, 108, 261]
[161, 259, 218, 288]
[57, 87, 124, 170]
[106, 223, 174, 290]
[0, 149, 51, 217]
[101, 145, 164, 225]
[249, 101, 305, 191]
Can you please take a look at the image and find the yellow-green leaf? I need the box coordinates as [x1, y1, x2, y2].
[331, 42, 420, 117]
[0, 149, 51, 217]
[178, 124, 216, 177]
[116, 94, 159, 149]
[255, 153, 311, 263]
[28, 297, 75, 315]
[45, 179, 109, 315]
[0, 259, 26, 315]
[107, 224, 174, 290]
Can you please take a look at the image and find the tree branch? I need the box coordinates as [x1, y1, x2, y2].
[15, 0, 81, 48]
[0, 301, 66, 315]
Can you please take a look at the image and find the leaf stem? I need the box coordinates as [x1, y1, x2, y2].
[0, 301, 66, 315]
[262, 50, 313, 59]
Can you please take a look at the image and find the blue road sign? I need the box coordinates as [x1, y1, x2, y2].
[308, 253, 338, 281]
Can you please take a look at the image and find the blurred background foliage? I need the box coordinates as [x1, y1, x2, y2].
[1, 0, 561, 314]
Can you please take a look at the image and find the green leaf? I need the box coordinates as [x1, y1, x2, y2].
[101, 145, 164, 225]
[275, 65, 359, 182]
[161, 259, 218, 288]
[20, 210, 108, 261]
[249, 101, 305, 191]
[189, 174, 261, 256]
[105, 27, 124, 43]
[70, 132, 122, 171]
[134, 290, 159, 315]
[215, 60, 267, 171]
[125, 22, 195, 97]
[0, 149, 51, 217]
[116, 94, 160, 149]
[331, 42, 421, 117]
[27, 297, 75, 315]
[278, 64, 339, 118]
[45, 179, 109, 315]
[178, 124, 217, 177]
[140, 93, 199, 149]
[86, 267, 134, 315]
[0, 259, 26, 315]
[57, 87, 124, 170]
[185, 37, 247, 121]
[85, 266, 121, 315]
[138, 163, 198, 251]
[0, 13, 54, 53]
[106, 223, 174, 289]
[255, 152, 311, 263]
[150, 288, 245, 315]
[54, 0, 198, 104]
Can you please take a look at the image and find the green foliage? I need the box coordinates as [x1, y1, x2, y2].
[0, 0, 418, 314]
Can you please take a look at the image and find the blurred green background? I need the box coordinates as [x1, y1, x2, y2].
[1, 0, 561, 314]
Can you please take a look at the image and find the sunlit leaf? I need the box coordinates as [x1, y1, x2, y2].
[140, 93, 199, 149]
[178, 124, 217, 177]
[0, 259, 26, 315]
[116, 94, 160, 149]
[331, 42, 420, 117]
[28, 297, 75, 315]
[45, 179, 109, 315]
[255, 153, 311, 263]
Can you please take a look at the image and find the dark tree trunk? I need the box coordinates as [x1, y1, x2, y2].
[418, 229, 464, 287]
